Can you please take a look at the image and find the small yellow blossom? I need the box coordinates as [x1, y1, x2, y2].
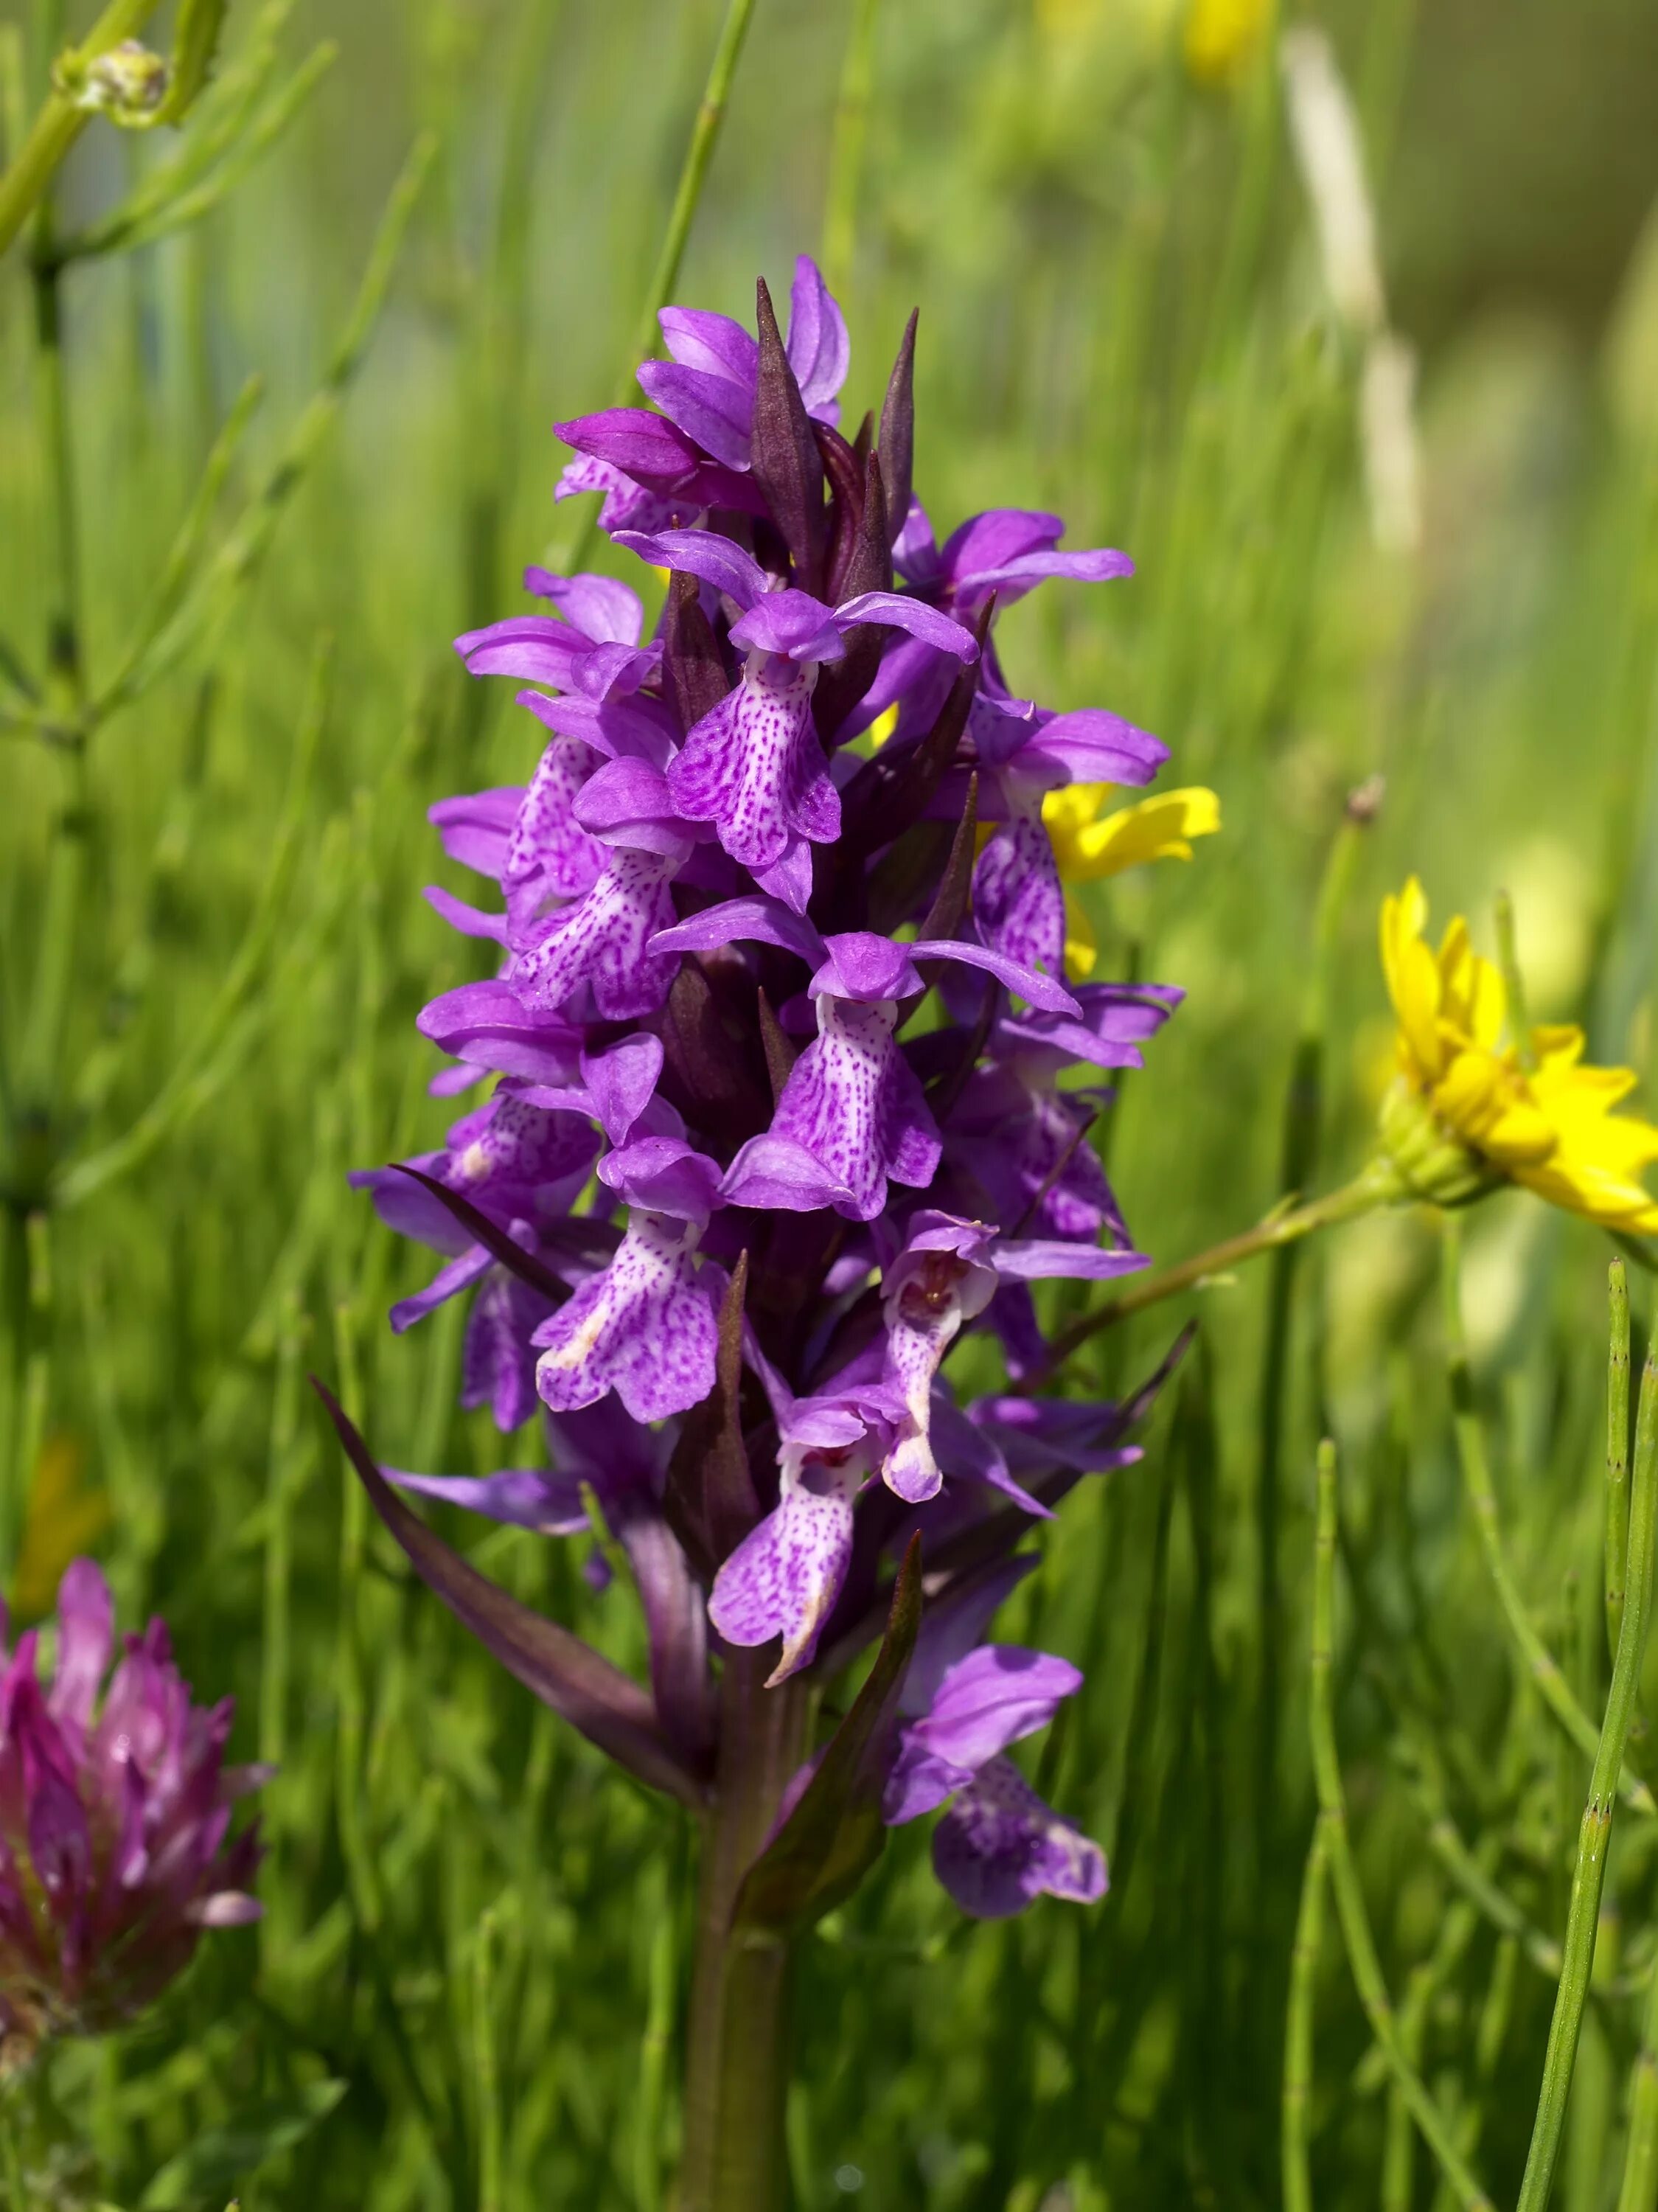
[1377, 877, 1658, 1232]
[1184, 0, 1273, 84]
[1042, 782, 1222, 978]
[15, 1435, 110, 1623]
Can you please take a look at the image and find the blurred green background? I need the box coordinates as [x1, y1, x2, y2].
[4, 0, 1658, 2205]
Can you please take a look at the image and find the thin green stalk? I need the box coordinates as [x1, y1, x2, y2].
[260, 1293, 308, 1775]
[622, 0, 757, 383]
[332, 1295, 382, 1936]
[1035, 1156, 1401, 1380]
[1515, 1339, 1658, 2211]
[1255, 804, 1369, 1905]
[680, 1651, 809, 2212]
[1617, 1955, 1658, 2212]
[1442, 1219, 1653, 1815]
[1310, 1439, 1494, 2211]
[473, 1906, 502, 2212]
[1282, 1812, 1331, 2212]
[4, 1212, 51, 1585]
[554, 0, 758, 574]
[821, 0, 880, 296]
[1384, 1899, 1480, 2212]
[0, 0, 161, 257]
[633, 1848, 678, 2212]
[1609, 1259, 1632, 1666]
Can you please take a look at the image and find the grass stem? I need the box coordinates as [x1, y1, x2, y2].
[1442, 1219, 1652, 1815]
[1515, 1338, 1658, 2209]
[1282, 1811, 1330, 2212]
[1310, 1439, 1494, 2211]
[1609, 1259, 1632, 1667]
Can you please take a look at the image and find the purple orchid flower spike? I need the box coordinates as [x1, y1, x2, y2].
[877, 1210, 1148, 1502]
[879, 1562, 1105, 1919]
[635, 255, 850, 471]
[0, 1562, 264, 2064]
[708, 1374, 893, 1686]
[651, 902, 1077, 1220]
[613, 527, 976, 909]
[533, 1139, 727, 1423]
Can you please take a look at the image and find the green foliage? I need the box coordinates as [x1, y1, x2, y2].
[3, 1, 1658, 2206]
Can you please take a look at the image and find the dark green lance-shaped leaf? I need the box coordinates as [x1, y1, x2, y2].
[663, 567, 731, 737]
[734, 1534, 923, 1937]
[877, 308, 918, 546]
[313, 1382, 708, 1807]
[139, 2079, 346, 2208]
[663, 1252, 759, 1579]
[388, 1164, 618, 1299]
[751, 276, 827, 596]
[814, 451, 892, 745]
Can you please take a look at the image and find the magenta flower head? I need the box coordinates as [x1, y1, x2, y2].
[0, 1561, 263, 2070]
[330, 254, 1195, 1950]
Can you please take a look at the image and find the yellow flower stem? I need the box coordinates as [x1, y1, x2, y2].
[1494, 887, 1538, 1074]
[1609, 1259, 1633, 1666]
[1442, 1219, 1654, 1818]
[1516, 1326, 1658, 2212]
[1034, 1158, 1400, 1380]
[1309, 1441, 1496, 2212]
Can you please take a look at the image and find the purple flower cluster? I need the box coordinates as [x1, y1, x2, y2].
[352, 258, 1183, 1918]
[0, 1562, 263, 2068]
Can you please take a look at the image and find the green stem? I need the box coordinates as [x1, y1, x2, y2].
[821, 0, 880, 295]
[1255, 808, 1368, 1902]
[1037, 1156, 1400, 1378]
[554, 0, 758, 576]
[1515, 1338, 1658, 2211]
[473, 1906, 502, 2212]
[1309, 1439, 1494, 2211]
[1617, 1957, 1658, 2212]
[1609, 1259, 1632, 1666]
[679, 1649, 809, 2212]
[0, 0, 160, 258]
[623, 0, 757, 386]
[1442, 1219, 1653, 1815]
[1282, 1811, 1331, 2212]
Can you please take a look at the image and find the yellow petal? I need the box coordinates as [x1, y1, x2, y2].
[1063, 894, 1098, 981]
[868, 703, 899, 751]
[1044, 785, 1222, 883]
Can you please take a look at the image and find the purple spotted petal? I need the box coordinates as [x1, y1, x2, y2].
[885, 1647, 1080, 1821]
[728, 591, 846, 663]
[534, 1213, 719, 1422]
[725, 998, 938, 1223]
[501, 737, 606, 922]
[579, 1034, 664, 1146]
[972, 814, 1065, 978]
[554, 408, 710, 487]
[708, 1444, 867, 1683]
[650, 895, 823, 967]
[666, 664, 840, 876]
[461, 1267, 557, 1432]
[908, 939, 1079, 1017]
[901, 1558, 1042, 1718]
[417, 983, 585, 1089]
[597, 1137, 724, 1223]
[509, 849, 682, 1021]
[931, 1756, 1107, 1917]
[938, 509, 1065, 582]
[424, 885, 509, 942]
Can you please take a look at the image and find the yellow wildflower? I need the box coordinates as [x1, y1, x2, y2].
[1042, 782, 1222, 978]
[1184, 0, 1273, 84]
[15, 1434, 110, 1623]
[1376, 877, 1658, 1232]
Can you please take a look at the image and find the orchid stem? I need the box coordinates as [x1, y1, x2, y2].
[1309, 1439, 1495, 2212]
[680, 1650, 809, 2212]
[1442, 1220, 1654, 1815]
[1037, 1157, 1398, 1377]
[1515, 1332, 1658, 2211]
